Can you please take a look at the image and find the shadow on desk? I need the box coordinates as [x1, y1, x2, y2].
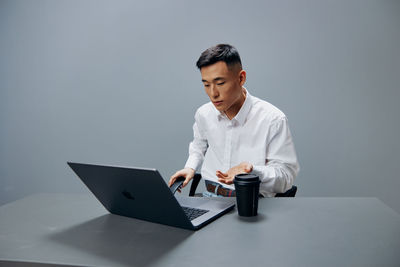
[47, 214, 193, 266]
[236, 213, 267, 223]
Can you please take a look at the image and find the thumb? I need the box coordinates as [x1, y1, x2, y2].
[183, 176, 191, 187]
[245, 163, 253, 172]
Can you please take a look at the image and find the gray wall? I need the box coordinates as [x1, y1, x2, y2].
[1, 0, 399, 212]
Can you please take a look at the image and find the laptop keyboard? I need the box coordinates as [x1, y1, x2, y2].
[182, 206, 209, 221]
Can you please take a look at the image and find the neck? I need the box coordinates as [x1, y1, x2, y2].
[225, 88, 246, 120]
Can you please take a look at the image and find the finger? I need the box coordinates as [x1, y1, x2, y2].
[219, 177, 234, 185]
[168, 176, 176, 187]
[224, 179, 233, 185]
[182, 178, 191, 188]
[169, 171, 183, 187]
[217, 170, 228, 177]
[216, 172, 224, 179]
[218, 178, 228, 184]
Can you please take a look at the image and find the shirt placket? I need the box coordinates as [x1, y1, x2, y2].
[223, 120, 234, 171]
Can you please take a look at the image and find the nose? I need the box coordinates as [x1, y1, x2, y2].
[209, 85, 219, 99]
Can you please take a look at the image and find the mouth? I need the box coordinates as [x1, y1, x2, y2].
[213, 100, 223, 106]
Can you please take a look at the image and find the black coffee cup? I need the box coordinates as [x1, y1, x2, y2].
[233, 174, 260, 217]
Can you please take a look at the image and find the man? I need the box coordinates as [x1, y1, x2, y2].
[168, 44, 299, 197]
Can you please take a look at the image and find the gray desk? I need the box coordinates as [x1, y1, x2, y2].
[0, 194, 399, 267]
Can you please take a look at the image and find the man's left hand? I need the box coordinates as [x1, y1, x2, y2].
[216, 162, 253, 185]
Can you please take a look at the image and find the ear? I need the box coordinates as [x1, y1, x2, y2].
[238, 70, 246, 86]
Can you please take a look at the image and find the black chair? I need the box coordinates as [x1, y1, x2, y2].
[275, 185, 297, 197]
[172, 173, 297, 197]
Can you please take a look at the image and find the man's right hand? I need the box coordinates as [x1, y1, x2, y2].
[168, 168, 196, 191]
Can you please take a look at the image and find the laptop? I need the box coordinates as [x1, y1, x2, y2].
[67, 162, 235, 230]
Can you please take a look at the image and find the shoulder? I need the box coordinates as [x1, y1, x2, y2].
[250, 95, 287, 124]
[194, 102, 215, 120]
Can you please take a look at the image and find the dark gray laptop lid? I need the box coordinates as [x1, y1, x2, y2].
[67, 162, 194, 230]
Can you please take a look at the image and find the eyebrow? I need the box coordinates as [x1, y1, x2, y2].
[201, 77, 225, 83]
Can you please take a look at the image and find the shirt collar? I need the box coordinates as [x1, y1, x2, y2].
[215, 87, 253, 126]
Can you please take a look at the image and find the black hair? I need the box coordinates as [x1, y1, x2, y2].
[196, 44, 242, 70]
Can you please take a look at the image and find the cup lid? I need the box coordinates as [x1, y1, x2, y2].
[234, 173, 259, 182]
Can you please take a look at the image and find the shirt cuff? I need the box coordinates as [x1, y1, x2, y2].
[252, 165, 275, 182]
[184, 156, 201, 172]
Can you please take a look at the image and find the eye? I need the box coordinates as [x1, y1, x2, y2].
[204, 84, 210, 87]
[217, 82, 225, 86]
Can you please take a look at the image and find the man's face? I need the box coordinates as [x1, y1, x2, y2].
[200, 61, 246, 117]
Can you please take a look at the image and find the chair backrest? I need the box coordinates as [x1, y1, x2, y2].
[189, 174, 202, 197]
[275, 186, 297, 197]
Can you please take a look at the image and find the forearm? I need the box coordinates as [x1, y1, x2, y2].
[184, 147, 205, 172]
[252, 116, 299, 194]
[184, 115, 208, 172]
[252, 160, 299, 194]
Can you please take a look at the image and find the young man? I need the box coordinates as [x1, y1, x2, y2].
[168, 44, 299, 197]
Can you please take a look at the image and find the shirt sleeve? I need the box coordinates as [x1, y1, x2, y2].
[184, 111, 208, 171]
[252, 117, 300, 195]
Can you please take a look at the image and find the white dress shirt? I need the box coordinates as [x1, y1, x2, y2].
[185, 88, 299, 197]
